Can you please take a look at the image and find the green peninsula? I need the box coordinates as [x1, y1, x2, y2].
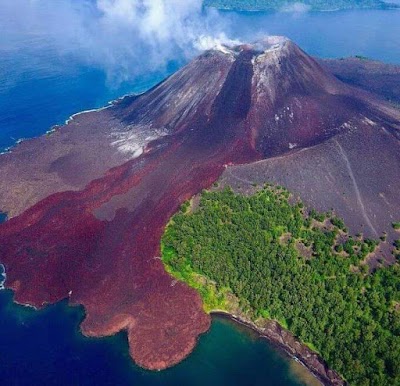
[162, 185, 400, 386]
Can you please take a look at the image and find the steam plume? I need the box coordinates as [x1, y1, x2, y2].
[0, 0, 236, 84]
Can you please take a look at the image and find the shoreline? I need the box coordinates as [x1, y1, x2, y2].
[0, 287, 341, 385]
[211, 311, 345, 386]
[0, 264, 5, 290]
[0, 93, 140, 156]
[64, 103, 114, 125]
[1, 284, 343, 385]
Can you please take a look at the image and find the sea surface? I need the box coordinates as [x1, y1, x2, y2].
[1, 5, 400, 386]
[0, 289, 313, 386]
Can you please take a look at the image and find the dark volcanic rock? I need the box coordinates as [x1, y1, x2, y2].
[0, 36, 399, 373]
[320, 57, 400, 105]
[220, 116, 400, 253]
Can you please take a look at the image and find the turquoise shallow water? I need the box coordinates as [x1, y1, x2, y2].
[1, 4, 400, 385]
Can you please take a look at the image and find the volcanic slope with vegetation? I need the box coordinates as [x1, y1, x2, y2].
[162, 185, 400, 386]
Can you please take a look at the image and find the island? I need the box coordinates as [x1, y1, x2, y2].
[204, 0, 399, 11]
[0, 36, 399, 384]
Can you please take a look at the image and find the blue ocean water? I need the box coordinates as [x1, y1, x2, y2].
[0, 289, 310, 386]
[1, 5, 400, 386]
[229, 9, 400, 64]
[0, 40, 174, 152]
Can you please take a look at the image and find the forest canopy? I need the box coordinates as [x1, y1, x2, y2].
[162, 185, 400, 386]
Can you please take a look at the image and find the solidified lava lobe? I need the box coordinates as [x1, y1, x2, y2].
[0, 48, 261, 370]
[1, 37, 399, 369]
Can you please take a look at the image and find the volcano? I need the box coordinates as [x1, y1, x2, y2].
[0, 36, 399, 374]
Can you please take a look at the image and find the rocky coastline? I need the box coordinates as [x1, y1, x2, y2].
[213, 311, 345, 386]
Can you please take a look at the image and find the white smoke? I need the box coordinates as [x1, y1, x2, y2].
[0, 0, 236, 84]
[195, 33, 242, 51]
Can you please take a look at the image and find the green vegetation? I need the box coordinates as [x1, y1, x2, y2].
[162, 186, 400, 386]
[162, 243, 229, 312]
[393, 222, 400, 230]
[204, 0, 396, 11]
[355, 55, 370, 60]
